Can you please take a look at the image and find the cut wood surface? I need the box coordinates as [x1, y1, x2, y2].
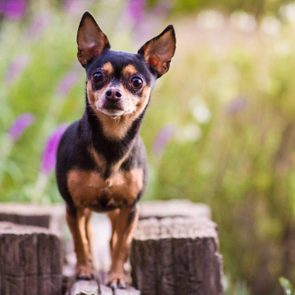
[139, 200, 211, 220]
[113, 287, 140, 295]
[69, 279, 140, 295]
[0, 221, 63, 295]
[131, 201, 223, 295]
[0, 203, 64, 235]
[70, 280, 100, 295]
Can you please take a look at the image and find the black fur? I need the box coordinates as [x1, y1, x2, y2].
[56, 50, 151, 216]
[56, 15, 175, 221]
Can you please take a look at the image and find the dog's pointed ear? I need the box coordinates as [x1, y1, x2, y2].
[138, 25, 176, 78]
[77, 12, 110, 67]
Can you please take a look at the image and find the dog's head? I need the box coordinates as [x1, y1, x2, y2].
[77, 12, 176, 119]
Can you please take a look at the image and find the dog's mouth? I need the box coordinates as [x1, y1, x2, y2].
[103, 104, 124, 111]
[98, 106, 125, 118]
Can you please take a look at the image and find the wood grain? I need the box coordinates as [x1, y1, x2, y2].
[0, 221, 62, 295]
[131, 202, 223, 295]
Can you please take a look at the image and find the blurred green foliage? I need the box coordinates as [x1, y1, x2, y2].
[149, 0, 293, 17]
[1, 0, 295, 294]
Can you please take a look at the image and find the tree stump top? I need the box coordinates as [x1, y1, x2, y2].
[0, 221, 52, 235]
[0, 203, 64, 235]
[139, 200, 210, 220]
[0, 203, 64, 216]
[134, 216, 218, 240]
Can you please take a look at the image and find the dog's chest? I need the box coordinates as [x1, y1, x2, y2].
[67, 168, 143, 211]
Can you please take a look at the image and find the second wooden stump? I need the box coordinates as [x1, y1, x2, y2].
[131, 202, 223, 295]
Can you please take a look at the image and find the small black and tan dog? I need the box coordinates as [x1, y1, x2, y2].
[56, 12, 176, 288]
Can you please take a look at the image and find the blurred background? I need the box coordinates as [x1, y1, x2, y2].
[1, 0, 295, 294]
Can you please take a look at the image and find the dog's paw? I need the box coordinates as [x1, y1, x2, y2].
[107, 272, 127, 289]
[76, 265, 95, 281]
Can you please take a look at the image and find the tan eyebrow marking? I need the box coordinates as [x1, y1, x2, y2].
[102, 62, 114, 74]
[122, 64, 137, 76]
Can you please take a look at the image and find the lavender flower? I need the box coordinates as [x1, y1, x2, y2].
[5, 55, 29, 84]
[127, 0, 145, 25]
[152, 1, 172, 18]
[226, 96, 247, 115]
[25, 13, 51, 40]
[8, 113, 35, 141]
[63, 0, 88, 16]
[152, 125, 175, 157]
[0, 0, 27, 21]
[41, 124, 68, 175]
[56, 67, 79, 97]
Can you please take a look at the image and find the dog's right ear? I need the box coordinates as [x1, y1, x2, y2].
[77, 12, 110, 67]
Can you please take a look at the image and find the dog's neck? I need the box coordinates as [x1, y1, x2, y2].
[82, 103, 144, 164]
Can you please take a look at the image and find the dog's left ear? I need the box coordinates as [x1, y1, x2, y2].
[77, 11, 110, 67]
[138, 25, 176, 78]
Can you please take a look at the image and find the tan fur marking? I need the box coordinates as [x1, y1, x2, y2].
[108, 209, 120, 259]
[95, 86, 151, 140]
[95, 112, 133, 140]
[102, 61, 114, 75]
[89, 146, 131, 176]
[88, 147, 106, 172]
[109, 205, 139, 278]
[122, 64, 137, 76]
[66, 208, 93, 277]
[67, 169, 143, 211]
[86, 67, 152, 140]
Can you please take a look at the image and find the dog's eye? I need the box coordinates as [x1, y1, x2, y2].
[130, 76, 143, 89]
[93, 71, 104, 83]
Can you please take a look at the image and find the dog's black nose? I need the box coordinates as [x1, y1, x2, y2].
[105, 88, 122, 102]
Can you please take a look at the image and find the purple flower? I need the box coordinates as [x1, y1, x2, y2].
[41, 124, 68, 175]
[5, 55, 29, 84]
[0, 0, 27, 21]
[56, 67, 79, 97]
[25, 13, 51, 40]
[8, 113, 35, 141]
[152, 1, 172, 18]
[127, 0, 145, 25]
[63, 0, 88, 16]
[152, 125, 175, 157]
[226, 96, 247, 115]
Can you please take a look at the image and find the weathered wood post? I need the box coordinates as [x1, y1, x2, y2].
[0, 221, 63, 295]
[130, 201, 223, 295]
[0, 203, 64, 234]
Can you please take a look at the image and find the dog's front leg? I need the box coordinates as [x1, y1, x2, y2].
[66, 207, 94, 280]
[108, 204, 139, 289]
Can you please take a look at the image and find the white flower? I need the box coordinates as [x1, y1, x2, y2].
[196, 9, 225, 29]
[189, 97, 211, 124]
[280, 3, 295, 23]
[260, 16, 281, 36]
[230, 11, 256, 32]
[177, 124, 201, 143]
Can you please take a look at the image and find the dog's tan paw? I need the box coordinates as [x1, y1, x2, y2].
[107, 272, 127, 289]
[76, 265, 95, 280]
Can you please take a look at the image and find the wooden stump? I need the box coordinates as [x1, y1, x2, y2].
[131, 201, 223, 295]
[0, 203, 64, 235]
[0, 221, 63, 295]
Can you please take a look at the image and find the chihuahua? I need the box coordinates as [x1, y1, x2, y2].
[56, 11, 176, 289]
